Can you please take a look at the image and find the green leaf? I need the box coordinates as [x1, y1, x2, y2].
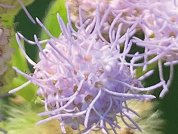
[11, 77, 37, 101]
[40, 0, 67, 39]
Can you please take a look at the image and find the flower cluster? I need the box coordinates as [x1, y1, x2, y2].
[67, 0, 178, 37]
[10, 0, 178, 134]
[68, 0, 178, 97]
[11, 4, 168, 133]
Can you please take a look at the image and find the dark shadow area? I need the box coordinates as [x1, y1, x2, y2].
[144, 63, 178, 134]
[158, 64, 178, 134]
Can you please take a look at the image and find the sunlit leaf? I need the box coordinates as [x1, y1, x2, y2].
[40, 0, 67, 39]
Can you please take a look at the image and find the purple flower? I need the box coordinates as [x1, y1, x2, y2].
[68, 0, 178, 64]
[67, 0, 178, 98]
[10, 4, 167, 134]
[67, 0, 178, 35]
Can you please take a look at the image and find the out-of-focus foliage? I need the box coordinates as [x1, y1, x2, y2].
[0, 96, 62, 134]
[0, 0, 34, 26]
[0, 23, 13, 94]
[0, 96, 164, 134]
[0, 0, 38, 100]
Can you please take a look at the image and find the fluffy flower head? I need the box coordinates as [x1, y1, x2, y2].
[11, 4, 168, 134]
